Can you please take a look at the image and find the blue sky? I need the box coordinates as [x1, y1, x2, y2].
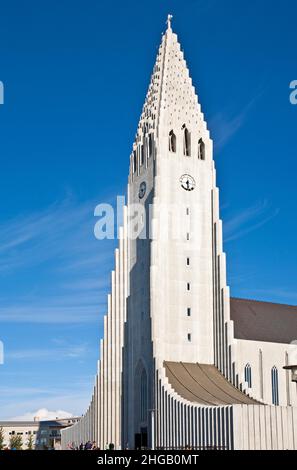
[0, 0, 296, 419]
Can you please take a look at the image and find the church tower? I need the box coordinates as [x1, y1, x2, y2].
[61, 16, 297, 451]
[123, 15, 238, 448]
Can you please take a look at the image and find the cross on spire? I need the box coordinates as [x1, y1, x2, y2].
[166, 14, 173, 30]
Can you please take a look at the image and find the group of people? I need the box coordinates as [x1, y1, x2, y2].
[67, 441, 115, 451]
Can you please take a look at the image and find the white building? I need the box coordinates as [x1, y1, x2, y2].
[0, 417, 80, 449]
[0, 421, 39, 449]
[61, 16, 297, 450]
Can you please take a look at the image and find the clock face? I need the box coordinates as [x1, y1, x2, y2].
[180, 174, 196, 191]
[138, 181, 147, 199]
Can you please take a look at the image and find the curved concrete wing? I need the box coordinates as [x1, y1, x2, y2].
[164, 362, 259, 405]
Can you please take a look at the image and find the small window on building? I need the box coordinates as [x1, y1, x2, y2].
[187, 308, 191, 317]
[169, 130, 176, 152]
[244, 363, 252, 388]
[271, 366, 279, 406]
[187, 283, 191, 291]
[187, 333, 192, 342]
[198, 138, 205, 160]
[186, 207, 190, 215]
[182, 125, 191, 156]
[186, 257, 190, 266]
[133, 151, 137, 173]
[140, 368, 148, 422]
[187, 233, 190, 241]
[149, 134, 153, 158]
[140, 145, 144, 166]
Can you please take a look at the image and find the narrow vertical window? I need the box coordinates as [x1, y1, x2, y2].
[186, 207, 190, 215]
[186, 257, 190, 266]
[140, 145, 144, 166]
[187, 233, 190, 241]
[169, 130, 176, 152]
[187, 308, 191, 317]
[271, 366, 279, 405]
[133, 150, 137, 173]
[244, 363, 252, 388]
[187, 333, 192, 342]
[145, 136, 149, 160]
[182, 124, 191, 156]
[148, 134, 153, 158]
[187, 283, 191, 291]
[198, 138, 205, 160]
[140, 368, 148, 421]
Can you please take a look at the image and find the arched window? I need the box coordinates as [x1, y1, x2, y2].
[133, 150, 137, 173]
[198, 138, 205, 160]
[148, 134, 153, 158]
[140, 145, 144, 166]
[271, 366, 279, 405]
[140, 369, 148, 422]
[244, 363, 252, 388]
[182, 125, 191, 156]
[169, 130, 176, 152]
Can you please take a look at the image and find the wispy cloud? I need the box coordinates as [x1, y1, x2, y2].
[11, 408, 74, 422]
[0, 376, 95, 420]
[0, 196, 112, 419]
[0, 295, 106, 324]
[210, 92, 262, 150]
[0, 195, 116, 323]
[0, 393, 89, 421]
[0, 197, 113, 274]
[223, 199, 279, 243]
[6, 341, 90, 361]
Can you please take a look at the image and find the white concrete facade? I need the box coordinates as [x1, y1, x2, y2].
[61, 18, 297, 450]
[0, 422, 39, 449]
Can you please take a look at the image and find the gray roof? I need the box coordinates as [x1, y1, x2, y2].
[0, 421, 39, 427]
[164, 362, 258, 405]
[164, 297, 297, 405]
[0, 417, 81, 427]
[230, 297, 297, 345]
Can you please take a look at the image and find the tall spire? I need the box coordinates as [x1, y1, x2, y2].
[132, 16, 208, 151]
[166, 14, 173, 31]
